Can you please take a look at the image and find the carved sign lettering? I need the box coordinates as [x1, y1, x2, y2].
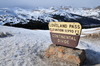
[49, 22, 82, 48]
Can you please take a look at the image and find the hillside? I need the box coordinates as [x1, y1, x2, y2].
[0, 6, 100, 29]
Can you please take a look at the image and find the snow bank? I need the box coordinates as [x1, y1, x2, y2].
[81, 27, 100, 38]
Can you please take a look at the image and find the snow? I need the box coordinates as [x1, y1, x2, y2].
[0, 25, 52, 66]
[0, 25, 100, 66]
[0, 7, 100, 25]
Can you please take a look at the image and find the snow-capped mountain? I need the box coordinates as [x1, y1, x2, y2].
[0, 6, 100, 29]
[0, 7, 80, 25]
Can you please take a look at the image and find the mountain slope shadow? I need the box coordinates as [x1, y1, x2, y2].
[4, 13, 100, 29]
[52, 14, 100, 28]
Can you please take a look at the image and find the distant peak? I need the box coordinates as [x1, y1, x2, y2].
[95, 5, 100, 9]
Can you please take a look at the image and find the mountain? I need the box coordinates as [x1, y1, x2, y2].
[0, 6, 100, 29]
[95, 5, 100, 10]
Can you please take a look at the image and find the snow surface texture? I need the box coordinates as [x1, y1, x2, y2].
[0, 26, 52, 66]
[0, 25, 100, 66]
[0, 7, 100, 25]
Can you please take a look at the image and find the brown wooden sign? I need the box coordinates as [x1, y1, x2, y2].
[49, 22, 82, 48]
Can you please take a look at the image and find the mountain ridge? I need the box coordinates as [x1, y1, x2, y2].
[0, 6, 100, 29]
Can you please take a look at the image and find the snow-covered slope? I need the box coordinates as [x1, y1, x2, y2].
[0, 6, 100, 26]
[0, 7, 80, 25]
[64, 7, 100, 20]
[0, 25, 100, 66]
[0, 25, 52, 66]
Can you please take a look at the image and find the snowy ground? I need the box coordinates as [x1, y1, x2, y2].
[0, 25, 100, 66]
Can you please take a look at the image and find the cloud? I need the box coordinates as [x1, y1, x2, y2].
[0, 0, 100, 8]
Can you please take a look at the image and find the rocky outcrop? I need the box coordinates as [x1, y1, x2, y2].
[44, 44, 86, 66]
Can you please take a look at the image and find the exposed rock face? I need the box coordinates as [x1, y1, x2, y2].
[44, 44, 86, 66]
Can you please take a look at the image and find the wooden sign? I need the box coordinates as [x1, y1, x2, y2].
[49, 22, 82, 48]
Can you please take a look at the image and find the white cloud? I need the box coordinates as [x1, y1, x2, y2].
[0, 0, 100, 8]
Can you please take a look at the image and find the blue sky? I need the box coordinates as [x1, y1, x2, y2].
[0, 0, 100, 8]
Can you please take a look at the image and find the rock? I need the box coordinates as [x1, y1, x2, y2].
[0, 32, 13, 38]
[0, 32, 9, 37]
[44, 44, 86, 66]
